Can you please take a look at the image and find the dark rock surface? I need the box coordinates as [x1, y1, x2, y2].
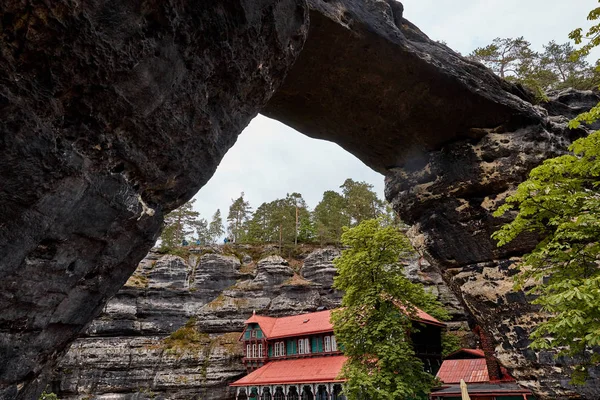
[263, 0, 538, 173]
[2, 0, 599, 398]
[385, 87, 600, 398]
[0, 1, 307, 398]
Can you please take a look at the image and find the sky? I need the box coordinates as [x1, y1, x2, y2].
[192, 0, 597, 225]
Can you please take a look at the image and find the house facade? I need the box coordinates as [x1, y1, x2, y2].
[230, 309, 446, 400]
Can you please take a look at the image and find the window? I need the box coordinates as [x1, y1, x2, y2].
[324, 336, 331, 352]
[298, 338, 310, 354]
[280, 341, 285, 356]
[246, 344, 251, 358]
[258, 343, 263, 358]
[274, 341, 285, 357]
[252, 344, 257, 358]
[331, 336, 337, 351]
[251, 329, 257, 338]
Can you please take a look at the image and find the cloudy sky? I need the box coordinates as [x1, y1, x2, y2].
[192, 0, 597, 224]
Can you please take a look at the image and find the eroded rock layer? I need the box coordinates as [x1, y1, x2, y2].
[0, 1, 307, 398]
[51, 246, 466, 399]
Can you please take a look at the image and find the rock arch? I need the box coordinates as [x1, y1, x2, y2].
[0, 0, 598, 399]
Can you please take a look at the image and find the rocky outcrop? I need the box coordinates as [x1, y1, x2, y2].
[384, 89, 600, 399]
[49, 247, 341, 399]
[2, 0, 599, 398]
[0, 1, 307, 398]
[50, 245, 467, 399]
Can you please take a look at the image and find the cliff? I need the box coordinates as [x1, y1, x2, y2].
[2, 0, 599, 397]
[50, 245, 466, 399]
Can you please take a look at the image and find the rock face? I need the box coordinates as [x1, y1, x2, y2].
[0, 1, 307, 398]
[2, 0, 599, 398]
[50, 246, 371, 399]
[262, 1, 600, 397]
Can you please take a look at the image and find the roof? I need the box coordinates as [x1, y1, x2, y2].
[436, 358, 489, 384]
[230, 356, 347, 386]
[245, 308, 445, 340]
[431, 382, 533, 397]
[444, 348, 485, 360]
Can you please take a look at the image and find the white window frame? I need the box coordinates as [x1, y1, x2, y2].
[298, 338, 304, 354]
[247, 344, 251, 358]
[331, 336, 337, 351]
[258, 343, 263, 358]
[252, 344, 257, 358]
[251, 329, 257, 338]
[304, 338, 310, 354]
[324, 336, 331, 352]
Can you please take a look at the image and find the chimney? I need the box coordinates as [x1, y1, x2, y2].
[474, 325, 501, 381]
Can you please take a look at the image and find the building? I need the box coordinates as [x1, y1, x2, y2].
[430, 349, 535, 400]
[230, 309, 446, 400]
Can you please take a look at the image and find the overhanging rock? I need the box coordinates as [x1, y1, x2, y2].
[0, 1, 307, 398]
[264, 1, 600, 398]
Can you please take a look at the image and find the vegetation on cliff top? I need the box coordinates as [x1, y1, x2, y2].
[159, 178, 401, 252]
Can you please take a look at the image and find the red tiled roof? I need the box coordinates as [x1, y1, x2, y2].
[231, 356, 347, 386]
[444, 348, 486, 360]
[245, 308, 445, 339]
[436, 358, 490, 384]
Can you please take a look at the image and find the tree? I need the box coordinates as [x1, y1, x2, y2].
[468, 37, 535, 79]
[332, 219, 448, 400]
[195, 218, 211, 245]
[340, 179, 384, 225]
[208, 209, 225, 243]
[227, 192, 252, 243]
[160, 199, 201, 248]
[314, 190, 350, 244]
[540, 41, 595, 90]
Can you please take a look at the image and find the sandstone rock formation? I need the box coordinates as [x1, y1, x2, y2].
[50, 246, 466, 399]
[262, 1, 600, 397]
[0, 1, 307, 398]
[1, 0, 599, 398]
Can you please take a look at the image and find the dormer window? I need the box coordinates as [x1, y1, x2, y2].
[298, 338, 310, 354]
[324, 335, 337, 352]
[251, 329, 257, 338]
[274, 341, 285, 357]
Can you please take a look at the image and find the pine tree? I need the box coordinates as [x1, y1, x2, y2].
[340, 179, 384, 225]
[159, 199, 201, 248]
[208, 209, 225, 243]
[227, 192, 252, 243]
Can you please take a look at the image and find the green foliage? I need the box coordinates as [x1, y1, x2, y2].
[340, 179, 384, 225]
[493, 131, 600, 381]
[227, 192, 252, 242]
[331, 219, 447, 400]
[159, 199, 202, 248]
[209, 209, 225, 243]
[468, 37, 534, 79]
[468, 37, 598, 94]
[38, 390, 58, 400]
[569, 4, 600, 60]
[314, 190, 349, 244]
[441, 331, 462, 358]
